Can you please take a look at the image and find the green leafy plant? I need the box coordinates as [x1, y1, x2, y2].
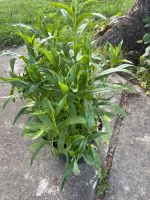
[95, 41, 132, 69]
[96, 168, 109, 199]
[108, 41, 128, 68]
[137, 17, 150, 92]
[0, 0, 133, 190]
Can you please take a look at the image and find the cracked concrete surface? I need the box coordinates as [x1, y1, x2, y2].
[1, 46, 150, 200]
[104, 91, 150, 200]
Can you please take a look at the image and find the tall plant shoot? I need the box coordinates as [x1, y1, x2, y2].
[0, 0, 133, 190]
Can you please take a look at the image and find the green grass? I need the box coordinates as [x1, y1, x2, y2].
[0, 0, 134, 49]
[0, 0, 51, 49]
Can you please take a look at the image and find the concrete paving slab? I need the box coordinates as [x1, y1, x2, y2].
[104, 91, 150, 200]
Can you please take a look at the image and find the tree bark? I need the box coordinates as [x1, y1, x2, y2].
[95, 0, 150, 63]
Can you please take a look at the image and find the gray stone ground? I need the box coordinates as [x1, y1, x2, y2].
[104, 90, 150, 200]
[0, 47, 150, 200]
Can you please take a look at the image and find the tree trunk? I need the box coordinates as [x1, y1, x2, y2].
[95, 0, 150, 63]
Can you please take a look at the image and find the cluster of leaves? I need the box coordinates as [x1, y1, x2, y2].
[0, 0, 133, 189]
[96, 168, 109, 199]
[98, 41, 132, 68]
[137, 17, 150, 93]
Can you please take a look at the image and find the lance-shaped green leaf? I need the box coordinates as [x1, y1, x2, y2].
[30, 140, 48, 167]
[31, 127, 49, 140]
[79, 0, 94, 9]
[88, 131, 104, 143]
[101, 115, 112, 135]
[101, 133, 109, 144]
[83, 144, 101, 174]
[13, 106, 28, 125]
[10, 58, 16, 73]
[58, 82, 69, 94]
[84, 99, 95, 129]
[76, 12, 106, 31]
[60, 161, 74, 191]
[49, 2, 73, 16]
[39, 49, 54, 65]
[12, 23, 34, 31]
[73, 159, 80, 175]
[58, 129, 68, 152]
[95, 63, 134, 79]
[98, 101, 127, 117]
[143, 33, 150, 44]
[59, 116, 86, 128]
[56, 95, 67, 115]
[0, 95, 19, 111]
